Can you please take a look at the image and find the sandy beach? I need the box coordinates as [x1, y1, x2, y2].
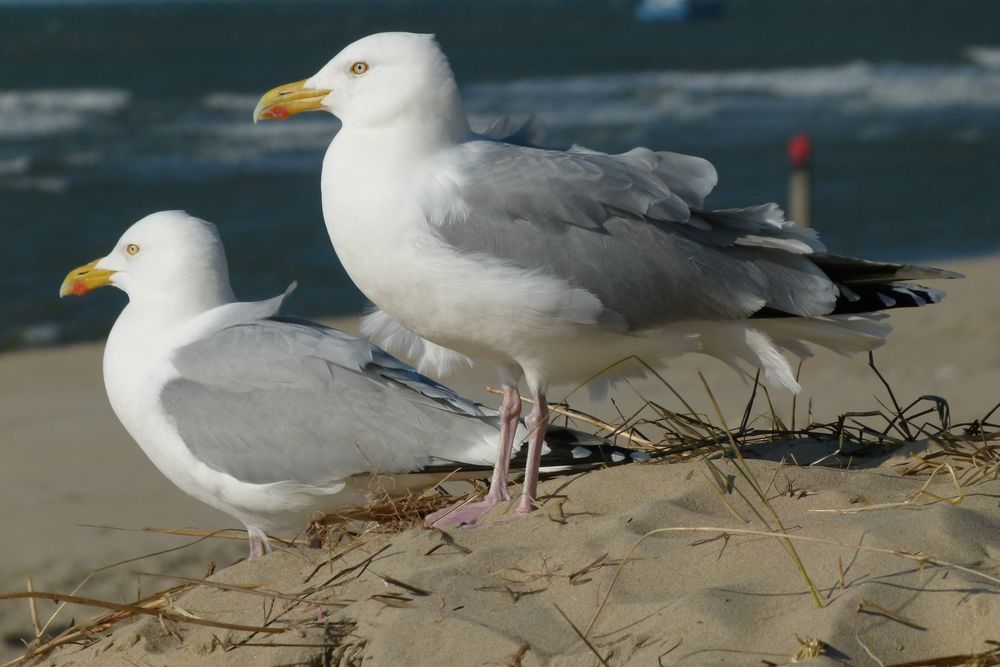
[1, 253, 998, 665]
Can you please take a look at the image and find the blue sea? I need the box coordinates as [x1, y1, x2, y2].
[2, 0, 999, 350]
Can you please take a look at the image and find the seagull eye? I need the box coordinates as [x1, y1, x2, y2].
[350, 61, 369, 76]
[126, 243, 140, 256]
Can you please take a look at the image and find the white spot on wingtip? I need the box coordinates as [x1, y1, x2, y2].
[611, 452, 626, 463]
[571, 446, 590, 459]
[878, 293, 896, 307]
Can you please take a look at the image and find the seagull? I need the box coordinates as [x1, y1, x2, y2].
[60, 210, 648, 558]
[253, 32, 959, 526]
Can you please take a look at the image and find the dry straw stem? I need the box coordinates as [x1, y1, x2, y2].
[486, 387, 656, 447]
[532, 352, 998, 493]
[8, 526, 242, 665]
[134, 571, 351, 608]
[553, 603, 611, 667]
[884, 641, 1000, 667]
[809, 461, 965, 515]
[0, 581, 238, 667]
[79, 523, 311, 547]
[311, 474, 479, 539]
[1, 528, 295, 665]
[484, 353, 1000, 640]
[585, 525, 1000, 640]
[0, 590, 285, 634]
[697, 371, 823, 608]
[24, 578, 40, 651]
[6, 354, 998, 664]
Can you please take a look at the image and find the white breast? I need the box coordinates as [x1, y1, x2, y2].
[320, 131, 609, 371]
[102, 305, 354, 533]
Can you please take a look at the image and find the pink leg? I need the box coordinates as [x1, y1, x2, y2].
[511, 393, 548, 519]
[424, 385, 522, 527]
[247, 526, 272, 560]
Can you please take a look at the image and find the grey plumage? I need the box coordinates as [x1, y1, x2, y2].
[427, 141, 720, 231]
[426, 140, 950, 332]
[159, 297, 652, 488]
[160, 300, 500, 487]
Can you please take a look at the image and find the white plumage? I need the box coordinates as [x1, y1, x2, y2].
[61, 211, 637, 557]
[254, 32, 956, 526]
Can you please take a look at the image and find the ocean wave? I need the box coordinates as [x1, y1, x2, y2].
[464, 61, 1000, 128]
[195, 93, 339, 160]
[0, 89, 131, 138]
[204, 118, 339, 161]
[198, 60, 1000, 151]
[8, 323, 61, 348]
[0, 176, 69, 193]
[0, 156, 30, 176]
[202, 92, 258, 114]
[966, 46, 1000, 69]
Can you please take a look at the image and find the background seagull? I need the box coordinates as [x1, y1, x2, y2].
[60, 210, 647, 558]
[254, 32, 959, 526]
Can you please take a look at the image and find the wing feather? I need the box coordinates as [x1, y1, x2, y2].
[421, 142, 884, 329]
[161, 316, 498, 487]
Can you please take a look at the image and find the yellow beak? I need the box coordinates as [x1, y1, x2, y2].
[60, 259, 115, 298]
[253, 79, 332, 123]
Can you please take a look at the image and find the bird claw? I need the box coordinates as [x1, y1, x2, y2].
[424, 496, 504, 528]
[493, 499, 537, 524]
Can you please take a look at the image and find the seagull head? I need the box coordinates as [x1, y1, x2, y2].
[254, 32, 468, 136]
[60, 211, 235, 309]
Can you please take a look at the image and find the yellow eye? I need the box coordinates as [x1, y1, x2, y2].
[126, 243, 140, 256]
[350, 61, 369, 76]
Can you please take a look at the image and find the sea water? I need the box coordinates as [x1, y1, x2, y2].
[2, 0, 998, 349]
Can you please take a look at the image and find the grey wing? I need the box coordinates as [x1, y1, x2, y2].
[424, 141, 836, 330]
[160, 318, 499, 487]
[476, 115, 548, 147]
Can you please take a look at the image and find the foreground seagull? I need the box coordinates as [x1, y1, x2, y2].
[254, 32, 958, 526]
[60, 211, 646, 558]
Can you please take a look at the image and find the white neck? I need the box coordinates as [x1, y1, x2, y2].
[104, 287, 233, 392]
[335, 116, 469, 168]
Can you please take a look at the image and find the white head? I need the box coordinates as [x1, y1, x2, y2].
[60, 211, 235, 312]
[254, 32, 469, 138]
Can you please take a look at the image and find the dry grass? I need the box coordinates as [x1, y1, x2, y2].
[504, 352, 1000, 488]
[302, 474, 487, 548]
[2, 352, 997, 666]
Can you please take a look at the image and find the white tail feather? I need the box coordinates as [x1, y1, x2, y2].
[361, 309, 475, 377]
[755, 314, 890, 358]
[698, 323, 800, 393]
[696, 315, 890, 394]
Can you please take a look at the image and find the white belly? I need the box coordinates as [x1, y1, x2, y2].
[103, 310, 357, 534]
[321, 153, 611, 366]
[318, 134, 703, 392]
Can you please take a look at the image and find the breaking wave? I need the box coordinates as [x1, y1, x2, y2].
[465, 61, 1000, 129]
[0, 89, 130, 138]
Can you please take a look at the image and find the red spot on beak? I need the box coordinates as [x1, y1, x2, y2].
[267, 105, 289, 120]
[72, 281, 89, 296]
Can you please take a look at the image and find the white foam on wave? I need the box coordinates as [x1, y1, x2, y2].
[13, 323, 61, 348]
[0, 156, 30, 176]
[0, 89, 131, 138]
[464, 61, 1000, 129]
[967, 46, 1000, 69]
[203, 92, 258, 113]
[150, 63, 1000, 169]
[197, 92, 339, 161]
[0, 176, 69, 194]
[209, 119, 338, 160]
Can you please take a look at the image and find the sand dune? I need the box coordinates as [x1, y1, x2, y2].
[1, 254, 998, 665]
[38, 453, 1000, 666]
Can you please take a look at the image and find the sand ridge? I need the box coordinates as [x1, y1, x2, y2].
[1, 254, 998, 664]
[34, 454, 1000, 666]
